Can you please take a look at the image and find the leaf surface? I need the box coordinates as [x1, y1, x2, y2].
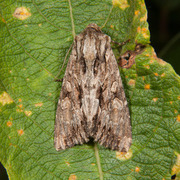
[0, 0, 179, 179]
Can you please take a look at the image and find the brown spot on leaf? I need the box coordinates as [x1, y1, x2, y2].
[119, 44, 145, 69]
[161, 73, 165, 77]
[154, 73, 159, 76]
[18, 99, 22, 102]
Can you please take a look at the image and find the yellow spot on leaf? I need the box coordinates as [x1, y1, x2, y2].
[145, 54, 150, 57]
[110, 24, 114, 30]
[26, 78, 29, 81]
[142, 27, 147, 32]
[149, 59, 155, 64]
[144, 84, 150, 90]
[116, 149, 132, 160]
[16, 109, 23, 112]
[156, 58, 167, 65]
[153, 98, 158, 102]
[38, 23, 42, 27]
[19, 104, 23, 108]
[178, 96, 180, 100]
[18, 99, 22, 102]
[142, 76, 145, 80]
[174, 110, 177, 114]
[154, 73, 159, 76]
[69, 174, 77, 180]
[137, 26, 141, 33]
[135, 167, 140, 172]
[161, 73, 165, 77]
[0, 92, 13, 105]
[13, 7, 31, 20]
[24, 24, 28, 27]
[140, 14, 147, 22]
[65, 161, 70, 166]
[24, 111, 32, 116]
[7, 121, 12, 127]
[2, 17, 6, 23]
[170, 101, 173, 105]
[144, 65, 150, 69]
[177, 115, 180, 122]
[172, 153, 180, 176]
[91, 163, 95, 166]
[49, 93, 52, 96]
[128, 79, 135, 86]
[35, 102, 43, 107]
[141, 27, 149, 38]
[135, 10, 139, 15]
[17, 129, 24, 136]
[112, 0, 130, 10]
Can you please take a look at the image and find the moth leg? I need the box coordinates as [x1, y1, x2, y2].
[54, 78, 63, 82]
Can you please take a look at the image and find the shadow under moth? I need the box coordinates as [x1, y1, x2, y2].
[54, 23, 132, 152]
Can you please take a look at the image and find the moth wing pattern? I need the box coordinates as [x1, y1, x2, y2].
[54, 45, 89, 151]
[94, 35, 132, 152]
[54, 23, 132, 152]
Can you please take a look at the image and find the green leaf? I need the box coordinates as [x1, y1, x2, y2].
[0, 0, 179, 180]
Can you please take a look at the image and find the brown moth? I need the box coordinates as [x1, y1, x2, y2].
[54, 23, 132, 152]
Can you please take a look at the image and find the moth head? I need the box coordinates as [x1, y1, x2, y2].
[86, 23, 102, 33]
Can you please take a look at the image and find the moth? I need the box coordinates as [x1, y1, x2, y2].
[54, 23, 132, 152]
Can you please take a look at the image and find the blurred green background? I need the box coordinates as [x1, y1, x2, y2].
[0, 0, 180, 180]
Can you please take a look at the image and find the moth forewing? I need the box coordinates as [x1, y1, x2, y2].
[54, 23, 132, 152]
